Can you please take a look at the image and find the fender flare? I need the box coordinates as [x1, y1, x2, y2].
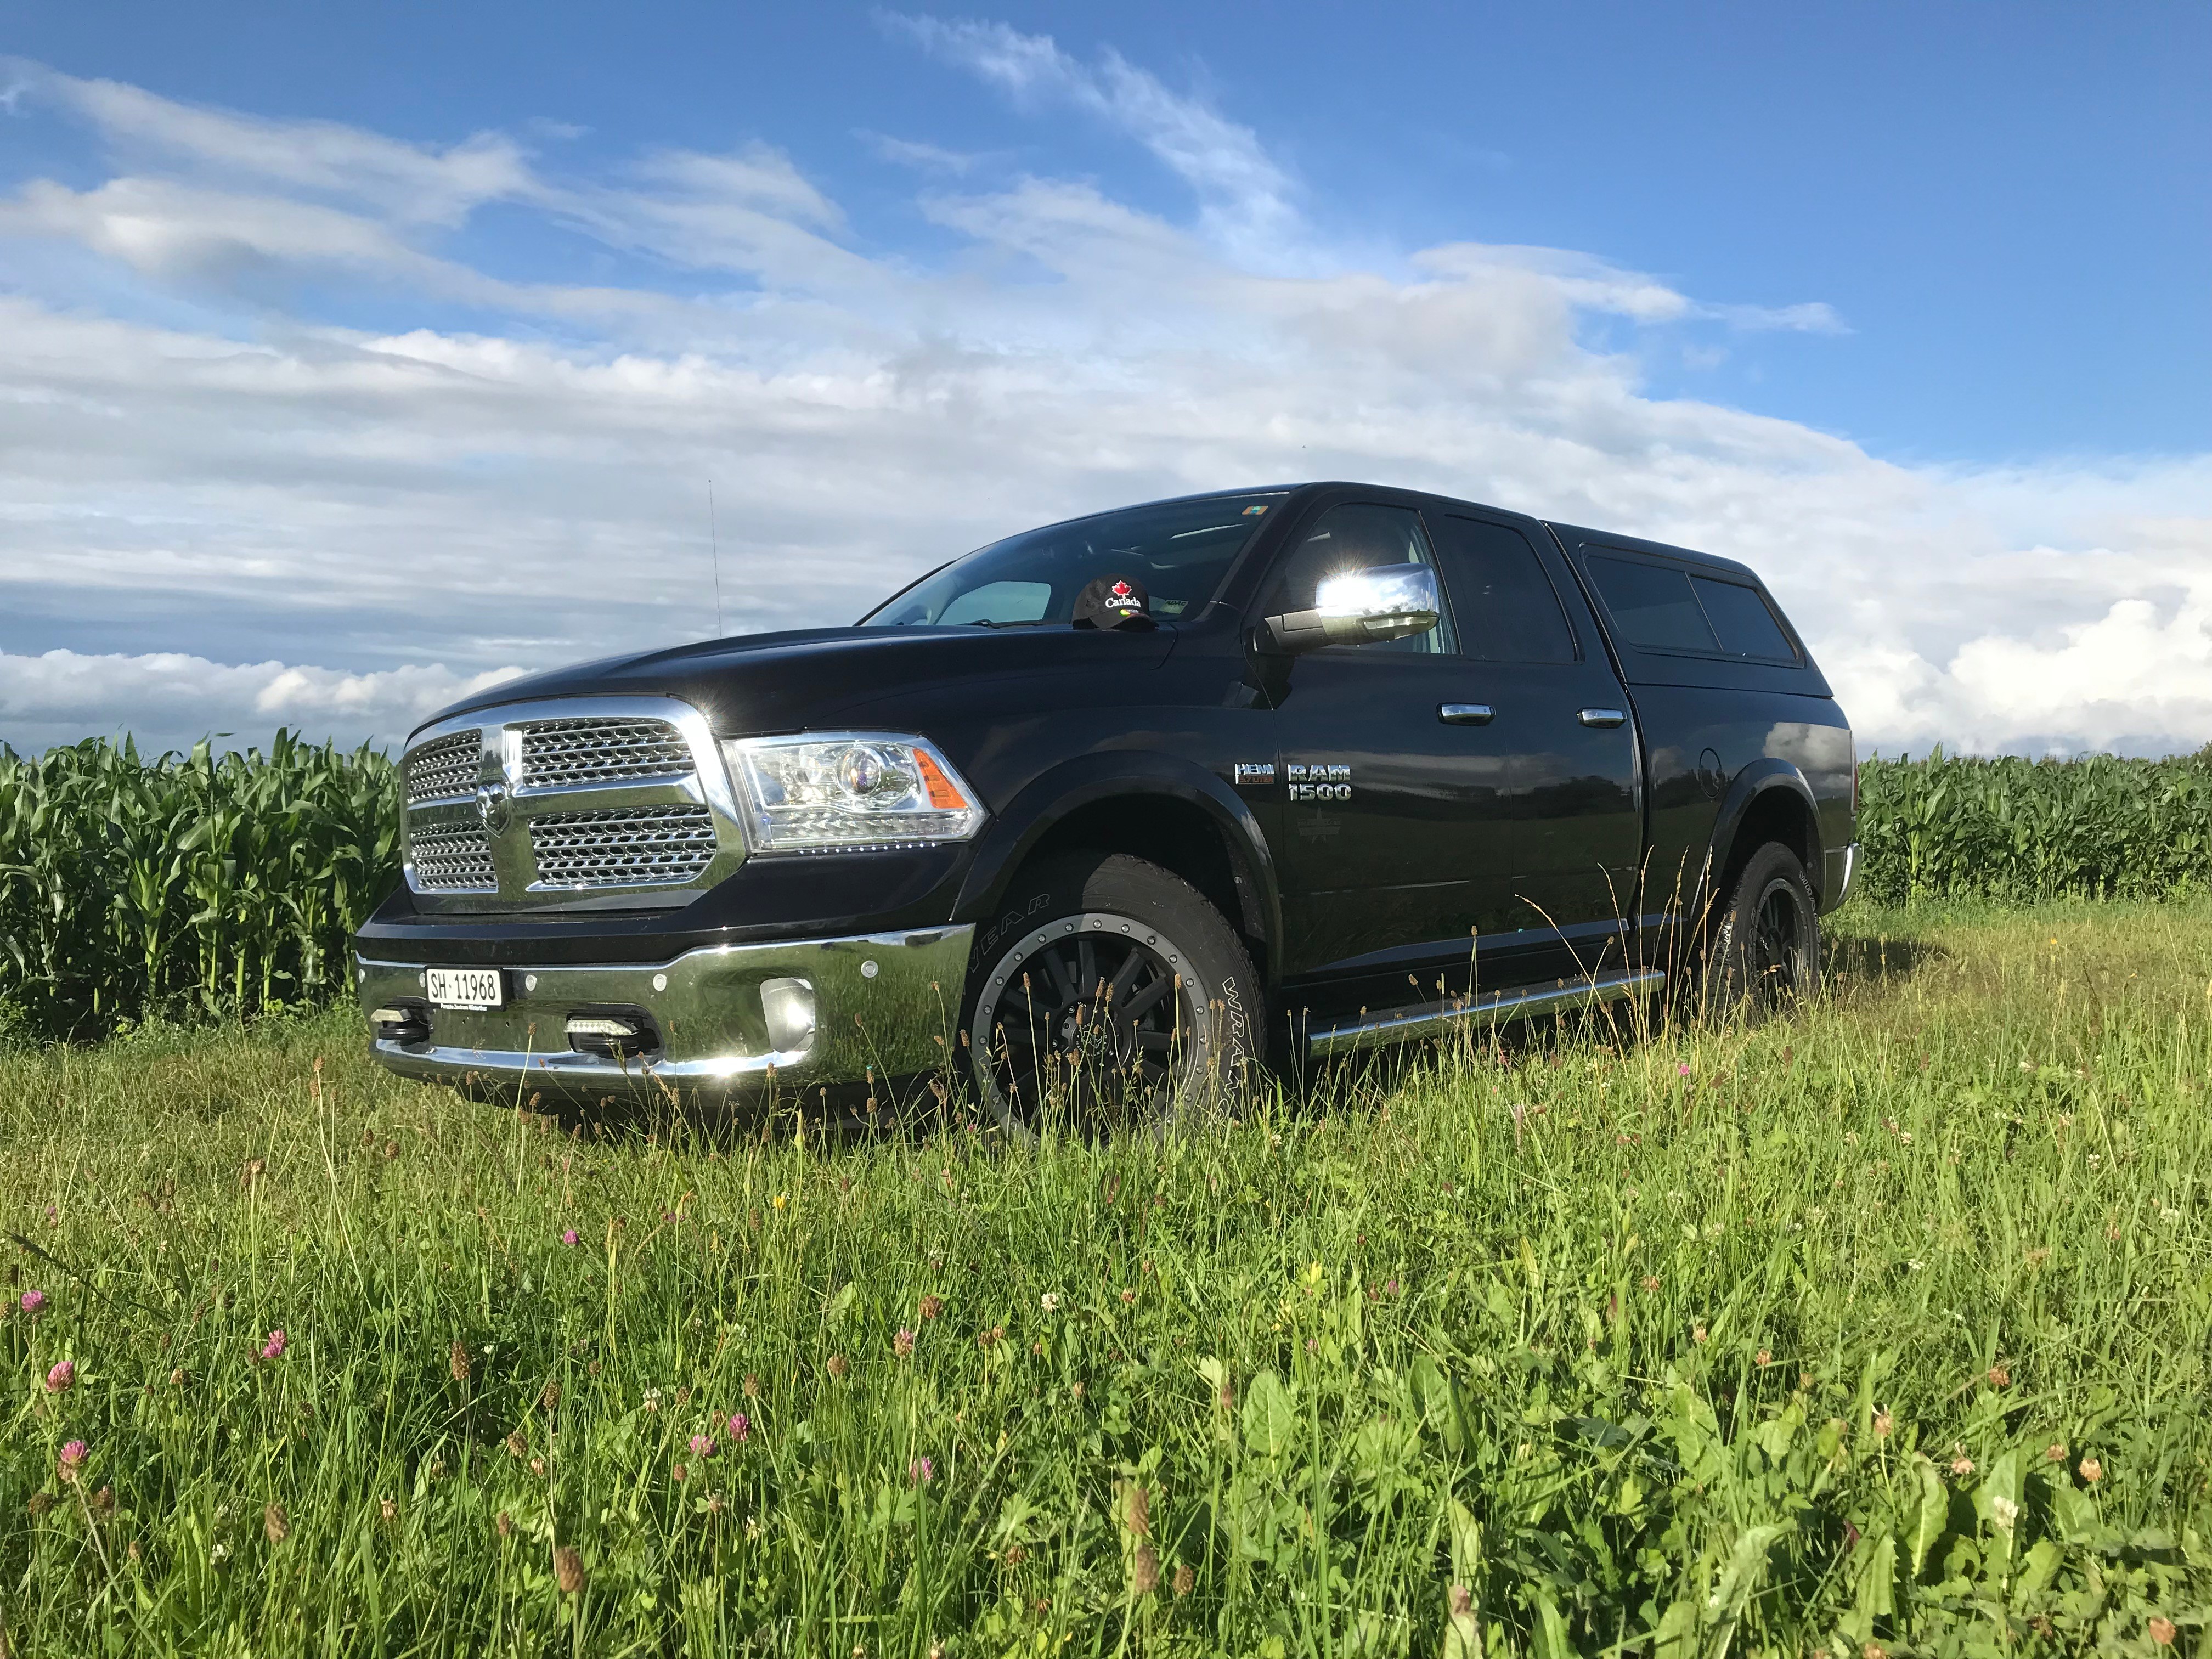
[953, 752, 1284, 983]
[1699, 760, 1826, 917]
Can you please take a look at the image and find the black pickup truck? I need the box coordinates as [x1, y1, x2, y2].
[356, 482, 1856, 1128]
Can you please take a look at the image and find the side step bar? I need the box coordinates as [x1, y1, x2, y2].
[1304, 967, 1666, 1058]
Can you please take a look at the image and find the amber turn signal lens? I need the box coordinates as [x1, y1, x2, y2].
[912, 748, 968, 810]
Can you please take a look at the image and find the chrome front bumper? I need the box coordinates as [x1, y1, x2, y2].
[357, 924, 974, 1102]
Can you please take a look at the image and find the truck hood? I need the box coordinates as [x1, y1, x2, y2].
[420, 624, 1181, 742]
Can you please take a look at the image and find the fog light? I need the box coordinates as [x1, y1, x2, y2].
[369, 1005, 430, 1045]
[565, 1012, 658, 1060]
[760, 977, 816, 1054]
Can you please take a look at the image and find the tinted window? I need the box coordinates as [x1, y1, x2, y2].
[861, 491, 1285, 627]
[1430, 516, 1575, 663]
[1588, 555, 1719, 652]
[1692, 577, 1796, 661]
[938, 580, 1049, 625]
[1260, 503, 1455, 654]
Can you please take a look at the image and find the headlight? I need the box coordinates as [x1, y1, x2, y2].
[719, 732, 985, 851]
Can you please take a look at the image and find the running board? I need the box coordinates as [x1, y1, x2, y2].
[1304, 967, 1665, 1058]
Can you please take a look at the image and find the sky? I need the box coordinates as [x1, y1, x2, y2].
[0, 1, 2207, 757]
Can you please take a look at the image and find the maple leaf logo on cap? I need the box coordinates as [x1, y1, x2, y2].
[1111, 580, 1132, 599]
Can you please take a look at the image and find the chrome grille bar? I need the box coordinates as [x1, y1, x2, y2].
[404, 729, 481, 804]
[529, 805, 718, 889]
[410, 823, 498, 891]
[519, 717, 692, 790]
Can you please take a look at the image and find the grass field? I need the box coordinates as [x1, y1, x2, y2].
[3, 898, 2209, 1656]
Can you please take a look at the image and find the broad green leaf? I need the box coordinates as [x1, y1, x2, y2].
[1241, 1369, 1298, 1458]
[1529, 1590, 1571, 1659]
[1973, 1448, 2024, 1561]
[1909, 1457, 1950, 1577]
[1413, 1354, 1464, 1455]
[1853, 1530, 1897, 1623]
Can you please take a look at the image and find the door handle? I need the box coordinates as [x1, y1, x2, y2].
[1577, 707, 1627, 728]
[1438, 703, 1494, 725]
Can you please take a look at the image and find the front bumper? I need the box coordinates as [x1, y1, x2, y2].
[358, 924, 974, 1102]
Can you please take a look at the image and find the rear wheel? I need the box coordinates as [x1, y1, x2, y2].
[1704, 841, 1820, 1018]
[962, 853, 1262, 1138]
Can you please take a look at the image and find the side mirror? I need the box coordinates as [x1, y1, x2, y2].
[1258, 563, 1442, 654]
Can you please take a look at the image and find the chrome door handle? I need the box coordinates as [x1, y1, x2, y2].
[1439, 703, 1494, 725]
[1577, 707, 1627, 728]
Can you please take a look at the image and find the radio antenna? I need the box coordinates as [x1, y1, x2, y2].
[707, 478, 726, 637]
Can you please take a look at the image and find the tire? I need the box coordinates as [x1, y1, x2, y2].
[962, 852, 1262, 1138]
[1703, 841, 1821, 1018]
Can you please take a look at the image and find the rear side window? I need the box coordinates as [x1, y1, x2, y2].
[1691, 576, 1797, 661]
[1429, 516, 1576, 663]
[1588, 555, 1718, 652]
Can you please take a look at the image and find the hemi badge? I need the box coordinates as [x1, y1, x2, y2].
[1233, 763, 1276, 786]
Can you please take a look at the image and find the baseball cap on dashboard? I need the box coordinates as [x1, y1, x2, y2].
[1073, 574, 1156, 630]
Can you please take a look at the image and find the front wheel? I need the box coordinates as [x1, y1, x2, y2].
[1703, 841, 1821, 1018]
[962, 853, 1262, 1138]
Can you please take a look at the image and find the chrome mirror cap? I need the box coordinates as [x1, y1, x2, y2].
[1259, 562, 1442, 653]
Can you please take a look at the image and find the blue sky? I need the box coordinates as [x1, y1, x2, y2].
[1, 3, 2208, 754]
[16, 0, 2204, 461]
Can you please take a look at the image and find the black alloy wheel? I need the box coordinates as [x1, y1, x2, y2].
[1751, 879, 1805, 998]
[1706, 840, 1821, 1019]
[974, 912, 1198, 1122]
[962, 853, 1262, 1138]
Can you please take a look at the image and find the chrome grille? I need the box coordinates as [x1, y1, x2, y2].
[410, 823, 498, 891]
[405, 730, 481, 804]
[520, 717, 692, 789]
[529, 805, 718, 889]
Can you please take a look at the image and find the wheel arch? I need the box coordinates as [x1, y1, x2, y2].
[954, 755, 1283, 988]
[1704, 762, 1826, 922]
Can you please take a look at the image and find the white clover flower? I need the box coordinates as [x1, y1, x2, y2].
[1041, 1292, 1061, 1313]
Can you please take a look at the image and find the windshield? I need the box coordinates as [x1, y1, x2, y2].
[860, 491, 1289, 628]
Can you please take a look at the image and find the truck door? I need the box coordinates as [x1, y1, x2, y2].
[1259, 501, 1524, 1009]
[1427, 512, 1643, 984]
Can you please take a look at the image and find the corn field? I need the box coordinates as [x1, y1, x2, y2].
[0, 733, 400, 1045]
[4, 733, 2210, 1045]
[1855, 748, 2212, 905]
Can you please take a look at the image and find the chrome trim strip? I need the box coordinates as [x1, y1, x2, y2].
[1305, 967, 1663, 1057]
[357, 924, 974, 1099]
[1825, 840, 1858, 909]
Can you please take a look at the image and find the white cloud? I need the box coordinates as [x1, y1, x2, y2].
[860, 131, 990, 174]
[882, 14, 1299, 256]
[12, 58, 533, 224]
[0, 47, 2204, 760]
[0, 176, 473, 290]
[0, 648, 524, 756]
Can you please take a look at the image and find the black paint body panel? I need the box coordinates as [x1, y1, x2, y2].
[356, 482, 1857, 1035]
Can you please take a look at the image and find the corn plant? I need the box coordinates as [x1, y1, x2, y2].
[1857, 747, 2212, 905]
[0, 733, 401, 1043]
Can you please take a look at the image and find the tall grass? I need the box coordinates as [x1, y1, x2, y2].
[1858, 748, 2212, 904]
[2, 899, 2206, 1654]
[0, 733, 399, 1043]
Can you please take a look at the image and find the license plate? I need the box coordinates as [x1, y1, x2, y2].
[426, 967, 504, 1010]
